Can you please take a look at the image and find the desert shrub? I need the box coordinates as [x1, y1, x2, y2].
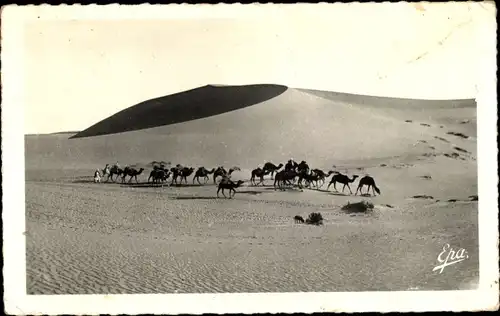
[305, 212, 324, 226]
[412, 195, 434, 199]
[341, 201, 374, 213]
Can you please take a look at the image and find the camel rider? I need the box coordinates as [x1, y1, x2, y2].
[298, 161, 310, 174]
[285, 159, 295, 172]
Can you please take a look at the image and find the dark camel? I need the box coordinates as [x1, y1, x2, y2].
[213, 166, 240, 184]
[262, 162, 283, 179]
[148, 168, 170, 184]
[171, 167, 195, 185]
[250, 167, 271, 186]
[274, 170, 299, 189]
[169, 166, 184, 185]
[297, 171, 325, 189]
[310, 169, 335, 187]
[294, 215, 305, 224]
[105, 164, 124, 182]
[217, 180, 245, 198]
[121, 167, 144, 183]
[297, 161, 310, 174]
[355, 175, 381, 196]
[327, 173, 359, 194]
[193, 167, 215, 185]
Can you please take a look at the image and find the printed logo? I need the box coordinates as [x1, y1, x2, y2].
[432, 243, 469, 274]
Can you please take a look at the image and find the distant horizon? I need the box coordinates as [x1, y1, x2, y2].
[23, 83, 478, 136]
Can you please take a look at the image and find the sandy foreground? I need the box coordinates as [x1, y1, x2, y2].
[25, 88, 479, 294]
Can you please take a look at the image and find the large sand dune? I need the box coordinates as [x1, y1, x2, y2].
[26, 85, 477, 171]
[71, 84, 288, 138]
[25, 84, 478, 294]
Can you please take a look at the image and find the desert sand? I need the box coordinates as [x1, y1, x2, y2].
[25, 85, 478, 294]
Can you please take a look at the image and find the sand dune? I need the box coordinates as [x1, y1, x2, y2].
[71, 84, 288, 138]
[25, 84, 478, 294]
[26, 84, 476, 171]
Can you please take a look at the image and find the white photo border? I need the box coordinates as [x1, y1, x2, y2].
[2, 3, 498, 314]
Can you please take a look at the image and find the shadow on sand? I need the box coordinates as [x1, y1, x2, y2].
[171, 196, 219, 200]
[329, 191, 374, 197]
[262, 187, 305, 193]
[120, 183, 171, 188]
[237, 190, 268, 195]
[121, 183, 211, 188]
[72, 179, 97, 184]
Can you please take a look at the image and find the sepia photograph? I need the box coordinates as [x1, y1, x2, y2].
[2, 2, 498, 314]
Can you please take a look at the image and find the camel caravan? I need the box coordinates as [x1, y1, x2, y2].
[93, 159, 381, 199]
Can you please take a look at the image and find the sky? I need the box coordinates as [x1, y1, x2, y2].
[7, 2, 495, 134]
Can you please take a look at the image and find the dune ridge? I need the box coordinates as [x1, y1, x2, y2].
[298, 88, 476, 109]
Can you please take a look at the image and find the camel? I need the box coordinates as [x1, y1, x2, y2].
[294, 215, 305, 224]
[326, 172, 359, 194]
[250, 167, 271, 186]
[193, 167, 215, 185]
[274, 170, 299, 189]
[171, 167, 195, 185]
[297, 171, 325, 189]
[295, 161, 311, 187]
[217, 180, 245, 198]
[121, 167, 144, 183]
[262, 162, 284, 179]
[355, 175, 381, 196]
[213, 166, 240, 184]
[106, 164, 124, 182]
[94, 169, 102, 183]
[310, 169, 335, 187]
[213, 166, 227, 184]
[180, 167, 195, 184]
[101, 164, 110, 177]
[169, 165, 184, 185]
[148, 169, 171, 184]
[284, 159, 299, 172]
[297, 160, 310, 174]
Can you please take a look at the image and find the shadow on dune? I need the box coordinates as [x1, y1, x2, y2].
[71, 84, 288, 138]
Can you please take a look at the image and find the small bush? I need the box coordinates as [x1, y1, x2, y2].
[341, 201, 374, 213]
[305, 212, 324, 225]
[412, 195, 434, 199]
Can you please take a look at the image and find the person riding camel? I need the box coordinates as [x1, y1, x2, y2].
[298, 160, 310, 174]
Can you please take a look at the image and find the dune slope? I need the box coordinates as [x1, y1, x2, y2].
[71, 84, 288, 138]
[27, 87, 462, 171]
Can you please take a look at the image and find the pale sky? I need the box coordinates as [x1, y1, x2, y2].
[6, 2, 495, 134]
